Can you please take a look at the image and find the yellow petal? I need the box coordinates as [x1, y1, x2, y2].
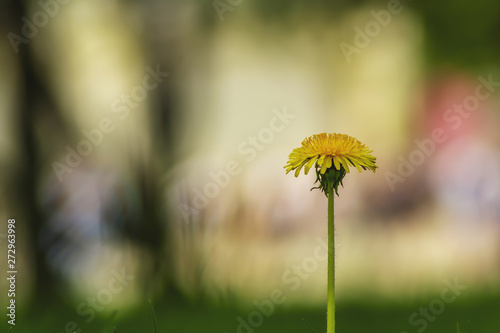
[324, 155, 332, 169]
[333, 156, 341, 170]
[304, 157, 318, 175]
[320, 159, 329, 174]
[340, 156, 350, 173]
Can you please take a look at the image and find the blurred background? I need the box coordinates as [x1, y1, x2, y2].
[1, 0, 500, 332]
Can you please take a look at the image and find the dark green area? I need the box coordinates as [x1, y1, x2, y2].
[3, 294, 499, 333]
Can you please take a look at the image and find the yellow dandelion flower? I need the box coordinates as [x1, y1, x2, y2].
[284, 133, 377, 195]
[283, 133, 377, 333]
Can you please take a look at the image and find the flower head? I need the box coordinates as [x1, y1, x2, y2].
[284, 133, 377, 195]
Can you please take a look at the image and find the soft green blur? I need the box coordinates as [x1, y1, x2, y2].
[0, 0, 499, 332]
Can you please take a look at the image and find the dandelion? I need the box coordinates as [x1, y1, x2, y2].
[284, 132, 377, 333]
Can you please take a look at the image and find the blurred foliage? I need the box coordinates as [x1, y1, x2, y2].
[412, 0, 500, 70]
[1, 0, 500, 331]
[2, 295, 500, 333]
[200, 0, 500, 70]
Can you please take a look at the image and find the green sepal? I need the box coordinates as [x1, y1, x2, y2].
[310, 166, 346, 197]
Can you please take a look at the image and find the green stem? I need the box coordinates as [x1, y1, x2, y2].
[327, 186, 335, 333]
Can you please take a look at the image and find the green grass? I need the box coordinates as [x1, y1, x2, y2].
[2, 294, 499, 332]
